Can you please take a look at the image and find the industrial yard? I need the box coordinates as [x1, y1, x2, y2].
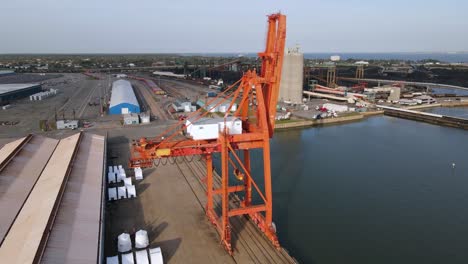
[105, 126, 296, 263]
[1, 2, 468, 262]
[1, 53, 468, 263]
[0, 49, 468, 263]
[0, 73, 110, 137]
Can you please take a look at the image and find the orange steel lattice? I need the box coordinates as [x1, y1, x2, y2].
[130, 13, 286, 254]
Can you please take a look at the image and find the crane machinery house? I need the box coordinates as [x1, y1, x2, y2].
[185, 117, 242, 140]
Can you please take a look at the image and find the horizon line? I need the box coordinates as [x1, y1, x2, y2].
[0, 51, 467, 56]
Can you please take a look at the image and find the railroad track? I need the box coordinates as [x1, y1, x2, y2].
[47, 79, 92, 121]
[173, 157, 296, 264]
[75, 81, 101, 119]
[133, 81, 170, 121]
[157, 81, 186, 99]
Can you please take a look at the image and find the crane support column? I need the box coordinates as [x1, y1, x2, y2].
[220, 133, 232, 254]
[243, 149, 252, 207]
[205, 154, 214, 219]
[263, 140, 273, 225]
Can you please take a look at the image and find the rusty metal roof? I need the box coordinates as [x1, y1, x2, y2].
[0, 136, 59, 244]
[0, 133, 81, 263]
[41, 133, 105, 263]
[0, 133, 105, 263]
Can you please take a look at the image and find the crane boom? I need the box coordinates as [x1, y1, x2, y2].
[130, 13, 287, 254]
[259, 13, 287, 137]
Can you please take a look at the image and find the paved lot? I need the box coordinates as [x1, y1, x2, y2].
[104, 126, 296, 263]
[0, 73, 109, 137]
[105, 127, 236, 263]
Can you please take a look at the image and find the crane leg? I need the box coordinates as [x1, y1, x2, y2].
[243, 149, 252, 207]
[261, 139, 280, 248]
[263, 139, 273, 224]
[205, 154, 216, 224]
[220, 134, 232, 254]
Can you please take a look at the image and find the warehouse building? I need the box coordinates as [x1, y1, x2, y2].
[56, 119, 79, 129]
[0, 70, 15, 77]
[123, 113, 140, 125]
[0, 133, 105, 263]
[0, 83, 42, 103]
[109, 80, 140, 115]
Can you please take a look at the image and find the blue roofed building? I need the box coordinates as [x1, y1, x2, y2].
[109, 80, 140, 115]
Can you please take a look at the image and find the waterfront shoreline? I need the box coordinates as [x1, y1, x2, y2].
[275, 101, 468, 130]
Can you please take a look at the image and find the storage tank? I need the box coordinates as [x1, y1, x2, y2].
[279, 46, 304, 104]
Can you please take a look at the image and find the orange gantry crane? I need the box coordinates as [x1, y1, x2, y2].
[130, 13, 286, 254]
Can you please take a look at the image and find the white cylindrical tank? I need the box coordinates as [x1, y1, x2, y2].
[118, 233, 132, 252]
[135, 230, 149, 249]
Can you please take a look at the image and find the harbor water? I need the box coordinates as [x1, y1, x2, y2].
[424, 106, 468, 119]
[214, 113, 468, 264]
[271, 115, 468, 264]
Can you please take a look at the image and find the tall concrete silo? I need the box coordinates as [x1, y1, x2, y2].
[279, 46, 304, 104]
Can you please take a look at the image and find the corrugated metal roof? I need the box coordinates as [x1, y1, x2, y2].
[0, 133, 80, 263]
[0, 133, 106, 263]
[41, 133, 105, 264]
[0, 70, 15, 75]
[0, 136, 27, 166]
[109, 80, 139, 108]
[0, 83, 41, 95]
[0, 136, 58, 244]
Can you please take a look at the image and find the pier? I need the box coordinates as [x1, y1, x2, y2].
[378, 105, 468, 129]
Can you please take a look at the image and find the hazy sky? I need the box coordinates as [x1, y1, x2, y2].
[1, 0, 467, 53]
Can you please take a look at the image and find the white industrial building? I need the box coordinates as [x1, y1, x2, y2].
[279, 46, 304, 104]
[196, 98, 237, 113]
[30, 89, 58, 101]
[140, 113, 150, 123]
[56, 120, 79, 129]
[123, 113, 140, 125]
[185, 116, 242, 140]
[330, 55, 341, 62]
[152, 71, 186, 79]
[355, 61, 370, 65]
[172, 101, 196, 112]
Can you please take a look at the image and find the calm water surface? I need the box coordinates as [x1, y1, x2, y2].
[228, 115, 468, 264]
[425, 107, 468, 118]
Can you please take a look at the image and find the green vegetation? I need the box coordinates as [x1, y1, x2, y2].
[276, 118, 303, 124]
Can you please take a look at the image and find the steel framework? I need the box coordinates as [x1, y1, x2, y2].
[130, 13, 286, 254]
